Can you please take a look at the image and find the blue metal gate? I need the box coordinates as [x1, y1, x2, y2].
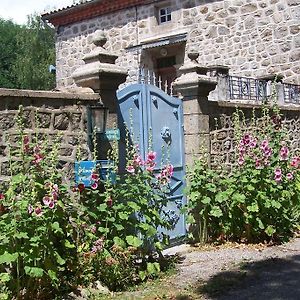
[117, 83, 186, 240]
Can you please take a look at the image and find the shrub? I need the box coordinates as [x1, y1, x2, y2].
[187, 106, 300, 244]
[0, 106, 176, 298]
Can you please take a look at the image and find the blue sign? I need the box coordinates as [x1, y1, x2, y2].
[74, 160, 115, 187]
[100, 129, 120, 141]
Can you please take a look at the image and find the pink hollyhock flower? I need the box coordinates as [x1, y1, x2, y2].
[23, 135, 29, 145]
[91, 173, 99, 181]
[43, 196, 51, 206]
[280, 146, 289, 161]
[242, 134, 251, 146]
[126, 165, 135, 174]
[48, 201, 55, 209]
[274, 168, 282, 183]
[166, 164, 174, 177]
[260, 140, 269, 149]
[0, 193, 4, 200]
[290, 156, 300, 168]
[238, 156, 245, 165]
[52, 191, 58, 201]
[91, 182, 98, 190]
[147, 151, 157, 161]
[90, 226, 97, 234]
[249, 139, 257, 149]
[239, 145, 246, 155]
[34, 206, 43, 217]
[262, 146, 272, 158]
[146, 165, 155, 172]
[52, 184, 59, 192]
[33, 153, 43, 164]
[286, 173, 294, 181]
[133, 155, 144, 167]
[28, 204, 33, 214]
[255, 159, 262, 169]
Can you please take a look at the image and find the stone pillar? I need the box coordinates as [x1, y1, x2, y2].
[173, 52, 217, 166]
[72, 30, 128, 113]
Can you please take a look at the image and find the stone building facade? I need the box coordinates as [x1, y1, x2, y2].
[43, 0, 300, 89]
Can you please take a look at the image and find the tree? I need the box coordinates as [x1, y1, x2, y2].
[0, 19, 20, 88]
[0, 15, 56, 90]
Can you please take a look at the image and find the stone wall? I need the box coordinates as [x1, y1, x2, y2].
[209, 102, 300, 169]
[0, 89, 99, 182]
[55, 0, 300, 88]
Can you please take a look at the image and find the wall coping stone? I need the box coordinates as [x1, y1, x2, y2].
[0, 88, 100, 102]
[217, 100, 300, 111]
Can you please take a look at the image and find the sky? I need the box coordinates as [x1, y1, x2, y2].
[0, 0, 75, 25]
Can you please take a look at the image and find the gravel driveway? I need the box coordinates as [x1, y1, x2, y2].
[164, 238, 300, 299]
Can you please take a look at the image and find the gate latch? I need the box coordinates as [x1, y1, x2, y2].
[161, 126, 171, 144]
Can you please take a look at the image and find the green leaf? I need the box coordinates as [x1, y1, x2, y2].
[113, 237, 126, 248]
[154, 241, 163, 251]
[54, 252, 65, 265]
[147, 262, 160, 275]
[51, 222, 64, 235]
[265, 225, 276, 237]
[127, 201, 140, 211]
[24, 266, 44, 278]
[256, 218, 265, 229]
[271, 200, 281, 209]
[118, 212, 129, 220]
[201, 196, 211, 204]
[114, 224, 124, 231]
[13, 232, 29, 239]
[64, 240, 76, 249]
[48, 270, 58, 282]
[247, 203, 259, 212]
[139, 270, 146, 281]
[0, 273, 10, 283]
[215, 192, 228, 203]
[98, 203, 107, 212]
[210, 206, 223, 218]
[126, 235, 143, 248]
[232, 193, 246, 203]
[186, 214, 195, 224]
[246, 185, 255, 191]
[0, 252, 18, 264]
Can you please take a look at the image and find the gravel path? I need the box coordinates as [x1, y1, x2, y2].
[164, 238, 300, 299]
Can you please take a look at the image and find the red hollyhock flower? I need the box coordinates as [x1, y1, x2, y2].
[107, 197, 113, 207]
[77, 183, 85, 193]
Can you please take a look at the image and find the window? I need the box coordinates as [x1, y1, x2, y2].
[159, 7, 172, 24]
[157, 56, 176, 69]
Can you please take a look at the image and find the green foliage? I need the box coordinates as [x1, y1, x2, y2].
[187, 106, 300, 244]
[0, 107, 80, 298]
[0, 15, 55, 90]
[0, 106, 175, 297]
[0, 19, 20, 88]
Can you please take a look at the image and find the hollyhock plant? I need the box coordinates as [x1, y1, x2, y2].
[274, 168, 282, 183]
[126, 165, 135, 174]
[280, 146, 289, 161]
[34, 206, 43, 217]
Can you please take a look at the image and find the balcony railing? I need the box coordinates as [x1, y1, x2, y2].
[227, 76, 267, 101]
[283, 83, 300, 103]
[226, 76, 300, 104]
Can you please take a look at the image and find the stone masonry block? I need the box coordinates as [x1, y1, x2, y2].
[183, 99, 201, 115]
[184, 114, 210, 135]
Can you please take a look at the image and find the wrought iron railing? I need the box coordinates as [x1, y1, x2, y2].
[283, 83, 300, 103]
[227, 75, 267, 101]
